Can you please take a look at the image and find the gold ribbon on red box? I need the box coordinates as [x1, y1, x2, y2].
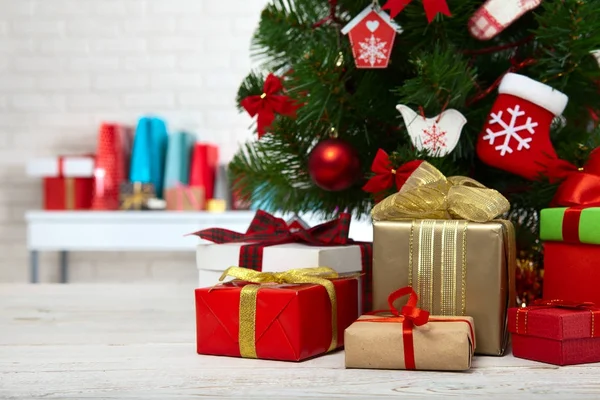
[516, 299, 600, 338]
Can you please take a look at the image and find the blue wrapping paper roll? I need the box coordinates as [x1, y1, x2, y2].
[164, 131, 196, 190]
[129, 116, 169, 198]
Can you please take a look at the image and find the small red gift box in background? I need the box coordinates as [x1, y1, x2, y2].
[27, 156, 95, 210]
[508, 300, 600, 366]
[195, 267, 359, 362]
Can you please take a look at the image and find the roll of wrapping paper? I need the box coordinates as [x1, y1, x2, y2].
[92, 123, 129, 210]
[189, 143, 219, 201]
[129, 116, 169, 198]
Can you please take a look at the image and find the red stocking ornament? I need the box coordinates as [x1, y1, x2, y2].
[476, 73, 569, 181]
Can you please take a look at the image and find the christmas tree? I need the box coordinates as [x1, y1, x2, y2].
[230, 0, 600, 259]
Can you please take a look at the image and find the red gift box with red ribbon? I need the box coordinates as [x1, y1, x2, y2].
[195, 267, 359, 362]
[508, 300, 600, 366]
[540, 148, 600, 304]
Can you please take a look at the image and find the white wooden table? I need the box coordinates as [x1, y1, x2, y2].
[2, 284, 599, 399]
[25, 211, 374, 284]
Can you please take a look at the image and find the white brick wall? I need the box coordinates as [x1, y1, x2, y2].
[0, 0, 267, 282]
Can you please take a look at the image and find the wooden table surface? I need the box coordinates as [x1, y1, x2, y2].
[2, 284, 599, 399]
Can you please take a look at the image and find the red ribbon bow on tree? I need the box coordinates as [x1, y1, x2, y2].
[382, 0, 451, 22]
[192, 210, 374, 311]
[362, 149, 423, 195]
[240, 74, 299, 138]
[551, 148, 600, 243]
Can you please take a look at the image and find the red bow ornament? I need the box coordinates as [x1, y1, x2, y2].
[362, 149, 423, 194]
[240, 74, 299, 138]
[382, 0, 452, 22]
[551, 148, 600, 243]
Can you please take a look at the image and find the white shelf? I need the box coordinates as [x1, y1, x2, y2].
[26, 210, 373, 252]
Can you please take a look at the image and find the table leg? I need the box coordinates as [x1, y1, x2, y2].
[30, 250, 39, 284]
[60, 250, 68, 284]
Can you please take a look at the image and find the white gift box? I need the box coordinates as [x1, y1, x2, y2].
[27, 157, 95, 178]
[196, 242, 364, 313]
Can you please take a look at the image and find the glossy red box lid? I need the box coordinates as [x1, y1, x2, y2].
[195, 278, 358, 362]
[544, 241, 600, 305]
[508, 307, 600, 366]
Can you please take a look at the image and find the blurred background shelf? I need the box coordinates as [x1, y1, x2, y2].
[25, 210, 373, 283]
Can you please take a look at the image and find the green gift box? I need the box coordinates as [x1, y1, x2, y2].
[540, 207, 600, 245]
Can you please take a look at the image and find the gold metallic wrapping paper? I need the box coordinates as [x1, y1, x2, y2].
[372, 219, 516, 356]
[345, 315, 474, 371]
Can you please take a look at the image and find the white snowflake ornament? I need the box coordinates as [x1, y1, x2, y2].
[341, 5, 402, 69]
[482, 104, 538, 156]
[396, 105, 467, 157]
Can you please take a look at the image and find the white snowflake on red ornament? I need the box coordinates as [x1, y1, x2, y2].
[341, 6, 402, 69]
[482, 104, 538, 156]
[422, 124, 447, 154]
[358, 34, 388, 67]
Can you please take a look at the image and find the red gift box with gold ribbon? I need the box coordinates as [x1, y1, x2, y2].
[195, 267, 359, 362]
[508, 300, 600, 366]
[28, 156, 95, 210]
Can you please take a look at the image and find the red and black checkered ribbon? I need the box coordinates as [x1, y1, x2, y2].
[193, 210, 373, 311]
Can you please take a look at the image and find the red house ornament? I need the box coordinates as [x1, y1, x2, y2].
[341, 5, 402, 69]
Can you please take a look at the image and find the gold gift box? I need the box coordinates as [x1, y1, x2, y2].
[345, 315, 475, 371]
[373, 220, 515, 356]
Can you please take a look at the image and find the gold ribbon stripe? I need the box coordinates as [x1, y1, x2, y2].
[64, 177, 75, 210]
[219, 266, 342, 359]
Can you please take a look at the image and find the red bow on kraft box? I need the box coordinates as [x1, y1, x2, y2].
[192, 210, 373, 311]
[240, 74, 299, 138]
[552, 148, 600, 243]
[382, 0, 451, 22]
[362, 149, 423, 196]
[354, 287, 475, 370]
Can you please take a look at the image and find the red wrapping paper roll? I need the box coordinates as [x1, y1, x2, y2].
[189, 143, 219, 202]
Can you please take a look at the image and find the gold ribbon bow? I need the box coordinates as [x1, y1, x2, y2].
[219, 266, 341, 359]
[371, 162, 510, 223]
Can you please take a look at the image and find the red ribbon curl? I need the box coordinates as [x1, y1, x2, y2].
[382, 0, 451, 23]
[240, 74, 299, 138]
[362, 149, 423, 195]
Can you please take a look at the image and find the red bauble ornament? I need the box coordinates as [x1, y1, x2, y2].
[308, 139, 361, 191]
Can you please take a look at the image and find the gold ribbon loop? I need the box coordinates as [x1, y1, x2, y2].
[219, 266, 341, 358]
[371, 162, 510, 223]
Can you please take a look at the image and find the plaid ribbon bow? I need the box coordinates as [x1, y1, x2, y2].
[192, 210, 373, 311]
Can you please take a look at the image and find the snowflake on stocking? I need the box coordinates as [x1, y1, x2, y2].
[422, 124, 447, 155]
[482, 104, 538, 156]
[358, 35, 388, 67]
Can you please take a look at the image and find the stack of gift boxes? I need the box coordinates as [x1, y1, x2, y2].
[26, 116, 250, 213]
[193, 161, 600, 370]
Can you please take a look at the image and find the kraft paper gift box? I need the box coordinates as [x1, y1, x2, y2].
[27, 156, 95, 210]
[192, 210, 373, 313]
[508, 301, 600, 366]
[195, 267, 359, 362]
[371, 162, 516, 356]
[165, 185, 205, 211]
[345, 287, 475, 371]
